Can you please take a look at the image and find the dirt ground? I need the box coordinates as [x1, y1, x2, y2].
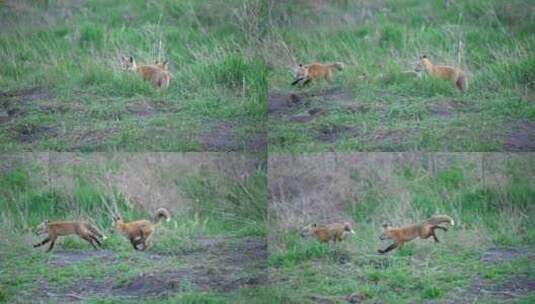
[33, 236, 267, 302]
[268, 89, 535, 151]
[0, 87, 265, 151]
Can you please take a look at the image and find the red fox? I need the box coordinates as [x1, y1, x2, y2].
[120, 56, 173, 89]
[378, 215, 455, 254]
[415, 55, 467, 91]
[291, 62, 345, 86]
[33, 220, 107, 252]
[112, 208, 171, 251]
[300, 222, 355, 244]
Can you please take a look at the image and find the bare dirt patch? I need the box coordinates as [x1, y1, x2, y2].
[1, 87, 53, 124]
[504, 120, 535, 151]
[47, 250, 116, 267]
[268, 91, 306, 114]
[470, 275, 535, 301]
[116, 237, 267, 296]
[315, 124, 355, 143]
[69, 128, 119, 150]
[269, 87, 353, 116]
[126, 100, 169, 118]
[14, 125, 59, 143]
[0, 87, 52, 102]
[427, 100, 470, 118]
[201, 121, 266, 152]
[482, 247, 533, 264]
[39, 236, 267, 301]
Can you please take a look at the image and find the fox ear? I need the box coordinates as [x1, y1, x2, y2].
[298, 63, 303, 67]
[382, 223, 389, 229]
[312, 223, 317, 227]
[421, 55, 427, 59]
[129, 56, 134, 63]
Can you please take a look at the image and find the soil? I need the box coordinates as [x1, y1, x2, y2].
[38, 236, 267, 302]
[504, 120, 535, 152]
[201, 121, 266, 152]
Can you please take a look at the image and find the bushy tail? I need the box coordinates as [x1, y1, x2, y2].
[456, 73, 467, 91]
[426, 215, 455, 226]
[330, 62, 345, 71]
[153, 207, 171, 224]
[87, 223, 107, 240]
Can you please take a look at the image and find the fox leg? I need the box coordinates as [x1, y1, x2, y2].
[46, 237, 58, 252]
[89, 235, 103, 248]
[291, 78, 304, 86]
[378, 243, 398, 254]
[434, 225, 448, 232]
[81, 235, 98, 250]
[303, 78, 311, 86]
[34, 237, 51, 248]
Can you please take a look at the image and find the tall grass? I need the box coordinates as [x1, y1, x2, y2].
[267, 0, 535, 151]
[0, 155, 266, 239]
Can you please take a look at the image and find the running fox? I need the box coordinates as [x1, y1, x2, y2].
[120, 56, 173, 89]
[378, 215, 455, 254]
[33, 220, 107, 252]
[291, 62, 345, 86]
[415, 55, 467, 91]
[112, 208, 171, 251]
[300, 222, 355, 244]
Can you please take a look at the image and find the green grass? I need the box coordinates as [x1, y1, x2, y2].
[267, 0, 535, 152]
[0, 155, 268, 302]
[266, 155, 535, 303]
[0, 0, 266, 151]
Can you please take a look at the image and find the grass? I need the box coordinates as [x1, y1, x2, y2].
[0, 154, 267, 303]
[0, 0, 266, 151]
[266, 154, 535, 303]
[267, 0, 535, 152]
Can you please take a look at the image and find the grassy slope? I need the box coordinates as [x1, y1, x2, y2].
[267, 0, 535, 152]
[0, 158, 268, 303]
[0, 0, 266, 151]
[267, 155, 535, 303]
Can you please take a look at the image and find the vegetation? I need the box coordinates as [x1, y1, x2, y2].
[267, 0, 535, 152]
[0, 154, 267, 303]
[267, 154, 535, 303]
[0, 0, 266, 151]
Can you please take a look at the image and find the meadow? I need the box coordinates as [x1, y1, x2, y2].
[266, 0, 535, 152]
[0, 153, 269, 303]
[267, 153, 535, 303]
[0, 0, 267, 152]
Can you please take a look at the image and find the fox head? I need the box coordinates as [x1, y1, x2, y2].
[294, 63, 307, 80]
[155, 60, 169, 71]
[112, 216, 124, 230]
[120, 55, 137, 71]
[155, 207, 171, 223]
[379, 224, 394, 240]
[343, 222, 355, 234]
[35, 220, 50, 235]
[300, 223, 317, 238]
[415, 55, 431, 72]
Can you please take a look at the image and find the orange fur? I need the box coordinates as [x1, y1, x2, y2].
[301, 222, 355, 243]
[34, 220, 106, 252]
[113, 208, 170, 251]
[378, 215, 454, 254]
[292, 62, 344, 86]
[121, 56, 173, 89]
[416, 55, 467, 91]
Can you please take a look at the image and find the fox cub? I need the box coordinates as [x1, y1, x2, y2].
[301, 222, 355, 244]
[34, 220, 107, 252]
[292, 62, 345, 86]
[415, 55, 467, 91]
[120, 56, 173, 89]
[378, 215, 455, 254]
[113, 208, 171, 251]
